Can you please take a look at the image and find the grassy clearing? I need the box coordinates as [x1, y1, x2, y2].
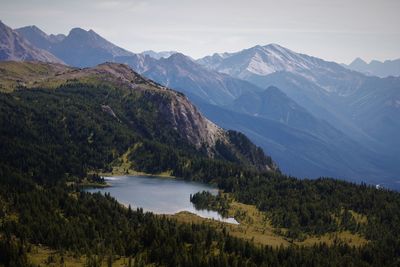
[170, 200, 290, 247]
[298, 231, 368, 246]
[0, 61, 71, 92]
[171, 195, 368, 248]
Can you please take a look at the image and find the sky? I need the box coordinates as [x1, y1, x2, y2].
[1, 0, 399, 64]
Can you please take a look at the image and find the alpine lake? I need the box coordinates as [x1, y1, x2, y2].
[85, 175, 238, 224]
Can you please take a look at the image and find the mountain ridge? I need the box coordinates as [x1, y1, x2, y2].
[16, 25, 135, 67]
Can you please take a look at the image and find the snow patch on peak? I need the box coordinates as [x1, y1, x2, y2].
[240, 44, 315, 76]
[246, 52, 275, 75]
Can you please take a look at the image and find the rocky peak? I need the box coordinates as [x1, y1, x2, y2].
[65, 28, 104, 45]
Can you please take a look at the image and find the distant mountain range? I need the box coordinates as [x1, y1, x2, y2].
[343, 57, 400, 78]
[16, 26, 134, 67]
[2, 20, 399, 188]
[197, 44, 400, 154]
[15, 26, 177, 64]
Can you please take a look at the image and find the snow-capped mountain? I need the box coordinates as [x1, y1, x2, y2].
[200, 44, 319, 77]
[198, 44, 366, 96]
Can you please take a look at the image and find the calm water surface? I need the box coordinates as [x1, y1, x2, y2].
[86, 175, 238, 224]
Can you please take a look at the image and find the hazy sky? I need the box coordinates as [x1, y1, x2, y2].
[1, 0, 399, 63]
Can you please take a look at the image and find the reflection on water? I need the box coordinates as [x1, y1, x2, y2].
[85, 175, 238, 224]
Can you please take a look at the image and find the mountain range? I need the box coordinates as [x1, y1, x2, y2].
[0, 21, 62, 63]
[196, 44, 400, 158]
[2, 20, 399, 188]
[344, 57, 400, 78]
[15, 25, 134, 67]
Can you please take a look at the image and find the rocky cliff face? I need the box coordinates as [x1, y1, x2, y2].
[162, 92, 225, 150]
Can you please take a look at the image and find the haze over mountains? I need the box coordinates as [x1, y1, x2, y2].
[197, 44, 400, 158]
[343, 57, 400, 78]
[16, 25, 134, 67]
[2, 20, 399, 188]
